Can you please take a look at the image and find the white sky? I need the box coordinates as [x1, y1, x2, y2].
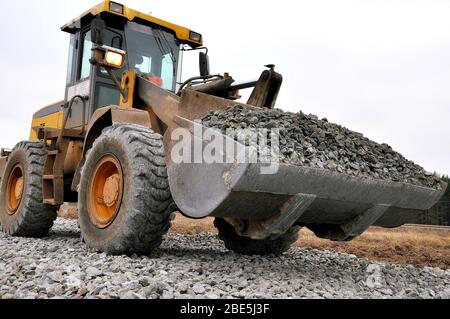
[0, 0, 449, 174]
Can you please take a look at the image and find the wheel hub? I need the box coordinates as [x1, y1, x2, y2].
[6, 165, 24, 215]
[14, 177, 24, 201]
[103, 174, 120, 207]
[89, 155, 123, 229]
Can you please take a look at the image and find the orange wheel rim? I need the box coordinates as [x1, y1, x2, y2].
[6, 164, 24, 215]
[88, 155, 123, 229]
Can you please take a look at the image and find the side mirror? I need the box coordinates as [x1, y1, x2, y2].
[199, 52, 210, 76]
[91, 17, 106, 45]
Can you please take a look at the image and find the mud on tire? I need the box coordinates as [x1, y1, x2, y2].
[78, 124, 176, 256]
[214, 218, 300, 256]
[0, 142, 58, 237]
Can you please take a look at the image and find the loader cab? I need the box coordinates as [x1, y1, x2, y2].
[61, 1, 203, 131]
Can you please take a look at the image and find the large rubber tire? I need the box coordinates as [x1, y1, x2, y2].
[0, 142, 58, 237]
[214, 218, 300, 256]
[78, 124, 176, 256]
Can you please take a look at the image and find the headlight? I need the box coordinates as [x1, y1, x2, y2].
[105, 51, 124, 68]
[91, 45, 126, 70]
[109, 2, 124, 14]
[189, 31, 202, 43]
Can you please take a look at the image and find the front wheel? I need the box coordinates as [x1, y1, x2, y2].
[78, 124, 176, 256]
[214, 218, 300, 256]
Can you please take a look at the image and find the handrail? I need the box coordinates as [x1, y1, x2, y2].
[56, 95, 88, 151]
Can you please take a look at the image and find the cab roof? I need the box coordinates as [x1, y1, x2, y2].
[61, 0, 203, 47]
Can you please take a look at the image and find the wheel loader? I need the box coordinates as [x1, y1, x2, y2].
[0, 1, 446, 256]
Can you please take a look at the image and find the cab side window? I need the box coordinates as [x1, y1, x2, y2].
[161, 53, 175, 90]
[79, 31, 93, 80]
[66, 34, 76, 84]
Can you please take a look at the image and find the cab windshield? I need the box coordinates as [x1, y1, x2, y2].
[124, 22, 180, 91]
[84, 22, 180, 91]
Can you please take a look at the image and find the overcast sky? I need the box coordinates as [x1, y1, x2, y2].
[0, 0, 449, 174]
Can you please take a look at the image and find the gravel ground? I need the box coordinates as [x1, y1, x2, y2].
[202, 106, 442, 190]
[0, 219, 448, 299]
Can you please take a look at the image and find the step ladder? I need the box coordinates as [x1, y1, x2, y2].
[43, 144, 68, 206]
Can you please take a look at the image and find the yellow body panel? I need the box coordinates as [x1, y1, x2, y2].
[33, 100, 63, 118]
[29, 111, 64, 141]
[61, 0, 203, 47]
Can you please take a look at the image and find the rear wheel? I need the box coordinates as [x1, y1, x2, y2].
[214, 218, 300, 256]
[78, 124, 176, 256]
[0, 142, 58, 237]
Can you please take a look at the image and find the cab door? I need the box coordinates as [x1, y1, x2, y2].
[64, 29, 92, 131]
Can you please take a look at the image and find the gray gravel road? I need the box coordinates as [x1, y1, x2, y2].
[0, 219, 448, 299]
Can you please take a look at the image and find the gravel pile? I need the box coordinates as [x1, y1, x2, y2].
[0, 219, 448, 299]
[202, 106, 442, 190]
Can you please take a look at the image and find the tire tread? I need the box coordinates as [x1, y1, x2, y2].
[0, 142, 57, 237]
[78, 124, 176, 255]
[214, 218, 299, 256]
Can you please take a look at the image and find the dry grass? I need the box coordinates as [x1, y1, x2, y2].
[296, 226, 450, 269]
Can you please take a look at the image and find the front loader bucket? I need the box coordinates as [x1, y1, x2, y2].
[165, 118, 446, 240]
[136, 77, 446, 241]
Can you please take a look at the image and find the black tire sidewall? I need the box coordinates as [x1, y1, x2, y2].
[78, 136, 133, 250]
[0, 147, 30, 231]
[215, 218, 299, 255]
[78, 124, 176, 255]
